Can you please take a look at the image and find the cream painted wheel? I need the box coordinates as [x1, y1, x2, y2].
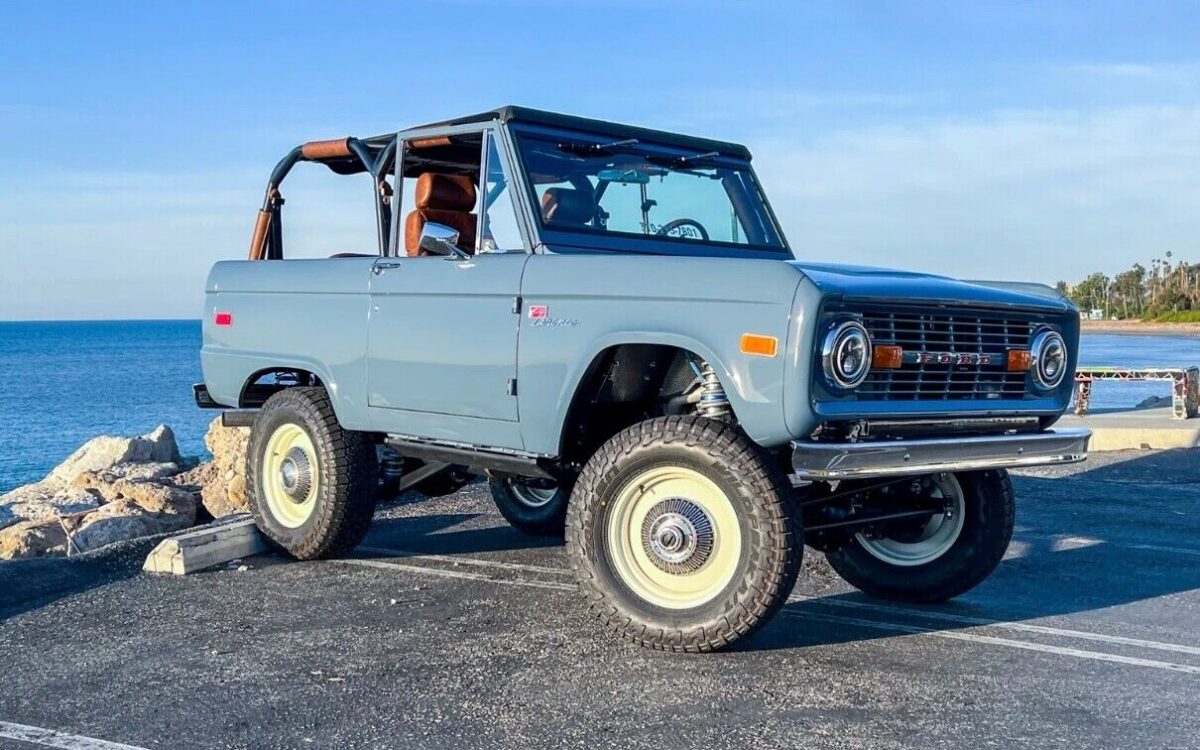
[490, 477, 572, 537]
[260, 423, 320, 529]
[855, 473, 965, 567]
[246, 387, 378, 560]
[606, 466, 742, 609]
[826, 469, 1016, 603]
[566, 416, 802, 652]
[510, 482, 558, 508]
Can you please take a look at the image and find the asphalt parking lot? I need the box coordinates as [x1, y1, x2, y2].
[2, 450, 1198, 750]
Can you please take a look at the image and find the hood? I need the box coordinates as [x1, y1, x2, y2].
[788, 261, 1076, 313]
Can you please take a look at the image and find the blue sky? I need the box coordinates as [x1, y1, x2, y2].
[2, 1, 1199, 319]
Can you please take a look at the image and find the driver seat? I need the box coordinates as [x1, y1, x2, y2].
[405, 173, 478, 256]
[541, 188, 594, 226]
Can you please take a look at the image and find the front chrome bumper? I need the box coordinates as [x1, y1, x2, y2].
[791, 428, 1091, 481]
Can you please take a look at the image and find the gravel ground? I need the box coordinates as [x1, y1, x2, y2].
[1, 450, 1198, 750]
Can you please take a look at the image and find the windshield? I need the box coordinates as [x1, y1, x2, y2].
[513, 130, 787, 252]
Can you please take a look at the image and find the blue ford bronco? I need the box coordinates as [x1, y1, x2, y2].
[195, 106, 1090, 652]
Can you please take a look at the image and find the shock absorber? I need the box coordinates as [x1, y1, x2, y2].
[696, 361, 731, 420]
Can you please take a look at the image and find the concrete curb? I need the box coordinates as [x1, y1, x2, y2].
[143, 515, 267, 575]
[1058, 408, 1200, 451]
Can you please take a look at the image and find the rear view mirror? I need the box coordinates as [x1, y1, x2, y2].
[419, 222, 468, 259]
[597, 168, 650, 184]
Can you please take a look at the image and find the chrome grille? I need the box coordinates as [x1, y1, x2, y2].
[857, 308, 1034, 401]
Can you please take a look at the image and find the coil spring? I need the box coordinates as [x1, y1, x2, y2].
[379, 449, 405, 482]
[697, 362, 731, 420]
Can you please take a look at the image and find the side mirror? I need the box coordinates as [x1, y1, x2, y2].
[419, 222, 469, 259]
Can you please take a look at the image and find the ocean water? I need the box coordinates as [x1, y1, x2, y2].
[0, 322, 1197, 492]
[0, 321, 207, 493]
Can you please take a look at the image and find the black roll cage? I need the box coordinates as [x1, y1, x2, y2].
[249, 135, 396, 261]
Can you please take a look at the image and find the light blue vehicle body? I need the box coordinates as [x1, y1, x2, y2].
[200, 108, 1084, 473]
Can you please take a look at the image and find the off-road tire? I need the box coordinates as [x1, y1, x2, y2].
[825, 469, 1015, 603]
[566, 416, 802, 652]
[246, 387, 378, 560]
[490, 477, 572, 537]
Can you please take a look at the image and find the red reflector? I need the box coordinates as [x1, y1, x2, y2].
[214, 312, 233, 327]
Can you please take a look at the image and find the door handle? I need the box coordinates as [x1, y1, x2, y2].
[373, 261, 402, 275]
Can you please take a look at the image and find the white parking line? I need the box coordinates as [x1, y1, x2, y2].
[0, 721, 150, 750]
[789, 595, 1200, 657]
[789, 611, 1200, 676]
[346, 547, 1200, 674]
[357, 546, 567, 576]
[342, 557, 575, 591]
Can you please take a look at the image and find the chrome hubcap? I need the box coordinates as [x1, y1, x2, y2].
[641, 498, 714, 574]
[279, 447, 312, 501]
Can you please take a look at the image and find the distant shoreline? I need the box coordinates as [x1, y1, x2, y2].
[1081, 319, 1200, 337]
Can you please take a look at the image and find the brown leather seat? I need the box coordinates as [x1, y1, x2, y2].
[405, 173, 478, 256]
[541, 187, 594, 226]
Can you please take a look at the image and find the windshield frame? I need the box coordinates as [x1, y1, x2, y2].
[508, 123, 793, 259]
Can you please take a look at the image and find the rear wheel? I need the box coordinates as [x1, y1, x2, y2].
[567, 416, 801, 652]
[246, 387, 378, 560]
[825, 469, 1014, 602]
[490, 477, 571, 537]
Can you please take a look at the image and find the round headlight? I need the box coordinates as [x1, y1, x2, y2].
[1031, 328, 1067, 390]
[822, 320, 872, 390]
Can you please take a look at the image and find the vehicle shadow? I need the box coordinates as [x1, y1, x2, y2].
[747, 450, 1200, 652]
[362, 510, 563, 556]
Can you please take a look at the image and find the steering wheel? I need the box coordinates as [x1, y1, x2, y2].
[655, 218, 710, 241]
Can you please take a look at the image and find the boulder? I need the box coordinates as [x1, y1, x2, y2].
[71, 499, 196, 553]
[0, 482, 101, 532]
[199, 418, 251, 518]
[0, 424, 195, 559]
[172, 460, 219, 492]
[47, 424, 181, 485]
[0, 520, 69, 560]
[1137, 394, 1173, 409]
[72, 472, 198, 515]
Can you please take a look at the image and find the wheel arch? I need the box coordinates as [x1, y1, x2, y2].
[552, 333, 745, 463]
[239, 364, 329, 409]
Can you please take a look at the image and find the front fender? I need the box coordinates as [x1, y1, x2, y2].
[520, 327, 793, 455]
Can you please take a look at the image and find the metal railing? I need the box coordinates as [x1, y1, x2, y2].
[1073, 367, 1200, 419]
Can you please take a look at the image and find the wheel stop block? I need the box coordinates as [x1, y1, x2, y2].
[143, 515, 268, 575]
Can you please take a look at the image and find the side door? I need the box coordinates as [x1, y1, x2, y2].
[366, 129, 529, 448]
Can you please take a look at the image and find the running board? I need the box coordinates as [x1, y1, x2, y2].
[384, 436, 558, 480]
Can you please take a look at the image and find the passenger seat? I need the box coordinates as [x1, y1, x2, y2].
[405, 173, 478, 256]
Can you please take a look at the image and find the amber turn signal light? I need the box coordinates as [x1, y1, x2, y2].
[1007, 349, 1032, 372]
[872, 344, 903, 369]
[740, 334, 778, 357]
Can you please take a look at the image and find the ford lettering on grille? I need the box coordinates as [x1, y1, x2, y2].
[905, 351, 995, 367]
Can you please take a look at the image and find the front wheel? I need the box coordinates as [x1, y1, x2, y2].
[567, 416, 801, 652]
[825, 469, 1015, 602]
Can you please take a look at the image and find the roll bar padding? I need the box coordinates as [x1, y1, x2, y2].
[301, 138, 353, 160]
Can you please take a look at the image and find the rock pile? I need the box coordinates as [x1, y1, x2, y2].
[0, 418, 251, 560]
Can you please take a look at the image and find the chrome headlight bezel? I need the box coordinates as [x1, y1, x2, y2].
[1030, 328, 1068, 391]
[822, 319, 873, 391]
